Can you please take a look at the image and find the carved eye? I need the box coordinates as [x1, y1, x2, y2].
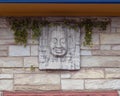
[60, 38, 65, 44]
[52, 38, 57, 44]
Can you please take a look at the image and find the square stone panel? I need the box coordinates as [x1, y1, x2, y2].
[39, 25, 81, 70]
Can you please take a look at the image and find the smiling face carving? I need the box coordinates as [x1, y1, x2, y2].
[50, 29, 67, 57]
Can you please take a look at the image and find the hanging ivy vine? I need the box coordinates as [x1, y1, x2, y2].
[7, 17, 110, 46]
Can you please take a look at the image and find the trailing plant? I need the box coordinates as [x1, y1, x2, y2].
[7, 17, 110, 46]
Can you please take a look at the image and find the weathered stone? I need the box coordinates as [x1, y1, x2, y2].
[0, 18, 8, 28]
[116, 28, 120, 33]
[31, 45, 38, 56]
[85, 79, 120, 89]
[111, 27, 116, 33]
[0, 74, 13, 78]
[112, 17, 120, 22]
[46, 17, 64, 22]
[14, 74, 60, 85]
[0, 51, 7, 56]
[100, 45, 111, 50]
[100, 33, 120, 44]
[112, 45, 120, 50]
[61, 73, 71, 78]
[81, 56, 120, 67]
[0, 57, 23, 67]
[0, 29, 14, 39]
[9, 45, 30, 56]
[24, 57, 38, 67]
[61, 79, 84, 90]
[81, 44, 100, 50]
[28, 39, 39, 45]
[0, 80, 13, 90]
[39, 26, 80, 70]
[0, 45, 8, 50]
[71, 68, 104, 78]
[0, 39, 15, 45]
[14, 85, 60, 91]
[92, 50, 120, 56]
[105, 68, 120, 78]
[1, 68, 25, 74]
[81, 50, 92, 56]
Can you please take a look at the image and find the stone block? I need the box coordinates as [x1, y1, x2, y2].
[61, 73, 71, 78]
[0, 18, 8, 28]
[9, 45, 30, 56]
[14, 85, 60, 91]
[100, 33, 120, 44]
[31, 45, 38, 56]
[0, 29, 14, 39]
[105, 68, 120, 78]
[0, 40, 15, 45]
[61, 79, 84, 90]
[0, 46, 8, 50]
[0, 80, 13, 90]
[14, 74, 60, 85]
[100, 45, 111, 50]
[71, 68, 104, 78]
[85, 79, 120, 90]
[92, 50, 120, 56]
[0, 51, 7, 56]
[81, 56, 120, 67]
[0, 57, 23, 67]
[112, 45, 120, 50]
[81, 50, 92, 56]
[24, 57, 38, 67]
[0, 74, 13, 78]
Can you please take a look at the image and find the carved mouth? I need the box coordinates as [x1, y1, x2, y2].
[54, 48, 63, 53]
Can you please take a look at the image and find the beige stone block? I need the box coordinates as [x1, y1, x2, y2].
[61, 73, 71, 78]
[112, 45, 120, 50]
[71, 68, 104, 78]
[100, 45, 111, 50]
[81, 50, 92, 56]
[31, 45, 39, 56]
[61, 79, 84, 90]
[0, 74, 13, 78]
[9, 45, 30, 56]
[0, 29, 14, 39]
[14, 85, 60, 91]
[0, 57, 23, 67]
[0, 39, 15, 45]
[85, 79, 120, 90]
[24, 57, 38, 67]
[0, 80, 13, 90]
[105, 68, 120, 78]
[0, 46, 8, 50]
[92, 50, 120, 56]
[0, 18, 8, 28]
[14, 74, 60, 85]
[100, 33, 120, 44]
[0, 51, 7, 56]
[81, 56, 120, 67]
[1, 68, 25, 74]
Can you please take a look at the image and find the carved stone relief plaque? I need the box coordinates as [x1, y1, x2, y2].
[39, 25, 80, 70]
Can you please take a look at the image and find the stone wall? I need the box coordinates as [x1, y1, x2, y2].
[0, 17, 120, 95]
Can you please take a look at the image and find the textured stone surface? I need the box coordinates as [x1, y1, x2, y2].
[81, 50, 92, 56]
[0, 51, 7, 56]
[31, 45, 38, 56]
[0, 57, 23, 67]
[92, 50, 120, 56]
[3, 91, 118, 96]
[14, 85, 60, 91]
[0, 18, 8, 28]
[14, 74, 60, 85]
[112, 45, 120, 50]
[0, 39, 15, 45]
[24, 57, 38, 67]
[0, 45, 8, 50]
[100, 45, 111, 50]
[9, 45, 30, 56]
[81, 56, 120, 67]
[0, 74, 13, 78]
[100, 33, 120, 44]
[71, 68, 104, 78]
[105, 68, 120, 78]
[61, 79, 84, 90]
[85, 80, 120, 89]
[39, 26, 80, 70]
[0, 80, 13, 90]
[61, 73, 71, 78]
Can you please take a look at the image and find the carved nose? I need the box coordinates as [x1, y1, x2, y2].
[56, 40, 61, 47]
